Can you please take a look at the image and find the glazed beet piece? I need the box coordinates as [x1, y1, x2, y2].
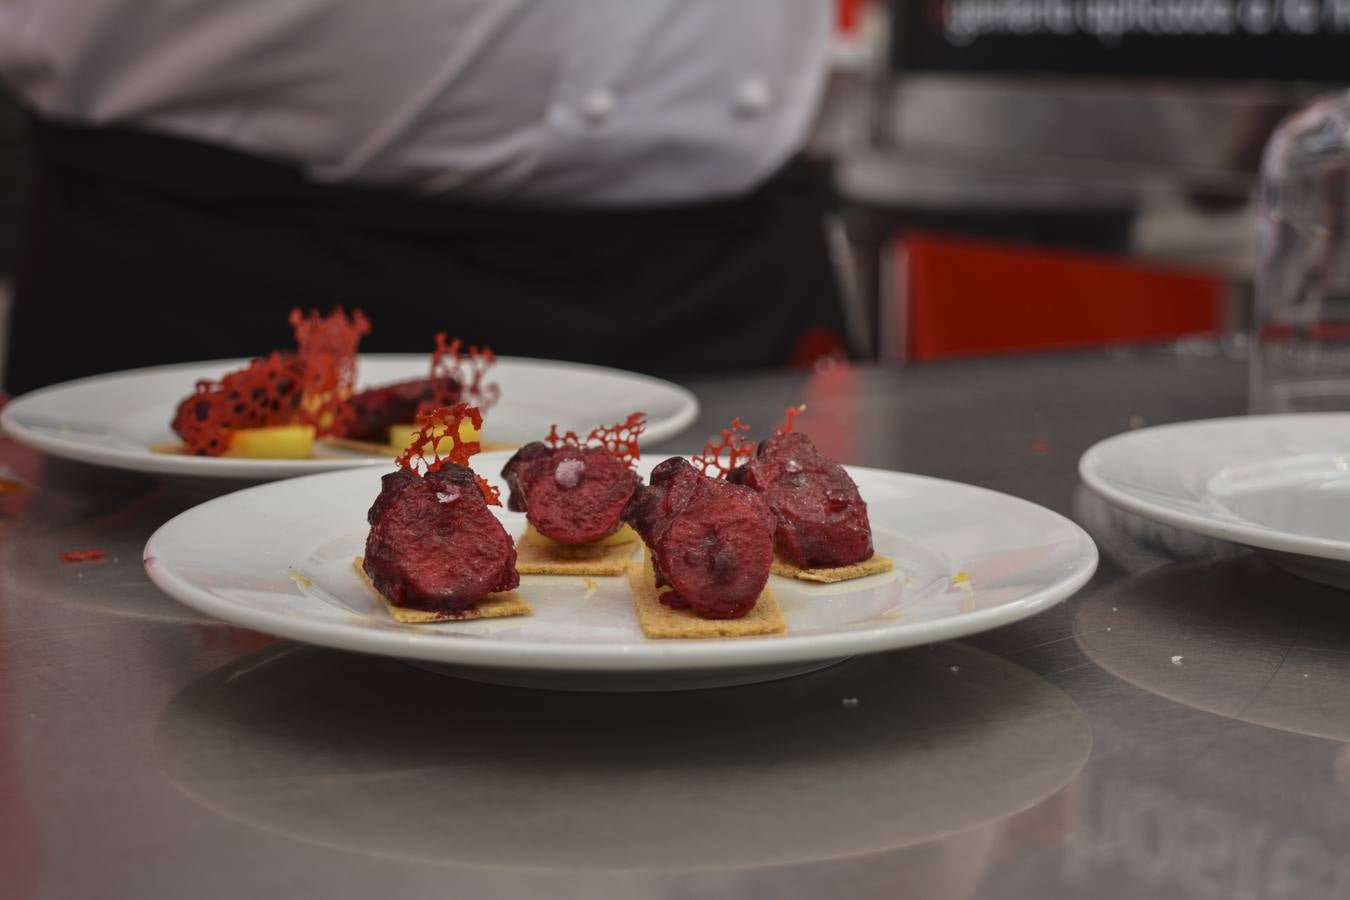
[344, 377, 459, 441]
[727, 432, 873, 568]
[622, 458, 775, 619]
[363, 464, 518, 611]
[501, 442, 640, 544]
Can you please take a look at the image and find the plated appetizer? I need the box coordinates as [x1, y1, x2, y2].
[501, 413, 645, 576]
[332, 333, 503, 456]
[699, 408, 894, 583]
[622, 456, 785, 638]
[161, 308, 504, 460]
[349, 404, 888, 639]
[356, 404, 526, 623]
[165, 307, 369, 458]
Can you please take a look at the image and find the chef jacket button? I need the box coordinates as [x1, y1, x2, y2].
[735, 77, 771, 117]
[582, 89, 615, 124]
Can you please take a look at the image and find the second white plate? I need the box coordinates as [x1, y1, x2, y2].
[1080, 413, 1350, 588]
[144, 452, 1098, 690]
[1, 355, 699, 479]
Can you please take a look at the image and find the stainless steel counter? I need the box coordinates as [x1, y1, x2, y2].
[5, 349, 1349, 900]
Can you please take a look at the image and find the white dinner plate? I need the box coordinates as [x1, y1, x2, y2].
[1080, 413, 1350, 588]
[1, 355, 698, 479]
[144, 452, 1098, 691]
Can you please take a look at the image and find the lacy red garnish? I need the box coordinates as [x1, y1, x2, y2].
[175, 352, 308, 456]
[395, 403, 500, 505]
[59, 549, 105, 563]
[292, 306, 369, 399]
[175, 307, 369, 455]
[426, 333, 499, 415]
[775, 404, 807, 436]
[691, 417, 757, 478]
[290, 307, 371, 438]
[544, 412, 647, 470]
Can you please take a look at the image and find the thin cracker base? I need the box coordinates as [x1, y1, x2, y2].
[515, 537, 637, 576]
[625, 561, 786, 639]
[353, 556, 530, 623]
[770, 553, 894, 584]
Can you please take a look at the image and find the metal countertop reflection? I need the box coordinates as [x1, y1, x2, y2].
[6, 348, 1349, 900]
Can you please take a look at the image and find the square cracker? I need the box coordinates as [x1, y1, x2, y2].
[352, 556, 530, 623]
[515, 537, 637, 577]
[771, 553, 895, 584]
[625, 561, 786, 639]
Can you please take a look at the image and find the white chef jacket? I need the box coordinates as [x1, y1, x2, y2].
[0, 0, 831, 204]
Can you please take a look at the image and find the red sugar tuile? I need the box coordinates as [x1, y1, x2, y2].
[545, 412, 647, 470]
[692, 417, 757, 478]
[426, 333, 499, 416]
[395, 403, 500, 505]
[775, 404, 807, 436]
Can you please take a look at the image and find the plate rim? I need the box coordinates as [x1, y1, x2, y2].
[1079, 411, 1350, 561]
[0, 354, 700, 479]
[143, 464, 1099, 672]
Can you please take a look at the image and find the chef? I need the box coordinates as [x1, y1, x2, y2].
[0, 0, 845, 391]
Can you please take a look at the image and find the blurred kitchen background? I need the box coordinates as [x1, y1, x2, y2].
[0, 0, 1345, 386]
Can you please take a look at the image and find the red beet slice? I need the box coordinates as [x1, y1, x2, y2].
[623, 458, 775, 619]
[728, 432, 873, 568]
[344, 377, 460, 442]
[363, 465, 518, 611]
[501, 443, 639, 544]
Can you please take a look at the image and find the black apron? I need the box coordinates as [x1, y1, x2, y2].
[7, 118, 845, 393]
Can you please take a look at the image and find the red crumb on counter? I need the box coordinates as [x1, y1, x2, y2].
[59, 549, 105, 563]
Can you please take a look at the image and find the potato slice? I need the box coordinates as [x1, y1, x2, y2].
[387, 419, 481, 454]
[226, 425, 316, 459]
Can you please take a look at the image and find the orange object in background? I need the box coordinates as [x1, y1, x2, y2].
[836, 0, 865, 33]
[899, 234, 1224, 362]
